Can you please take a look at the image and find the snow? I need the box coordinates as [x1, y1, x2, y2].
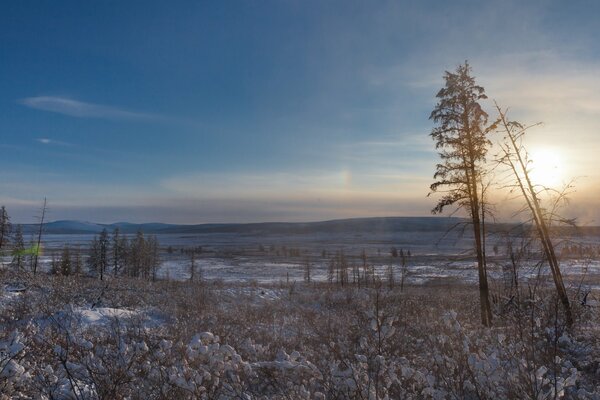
[1, 231, 600, 397]
[74, 307, 138, 326]
[6, 232, 600, 287]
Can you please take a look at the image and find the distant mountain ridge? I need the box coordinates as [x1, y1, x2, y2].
[19, 217, 468, 235]
[18, 217, 600, 236]
[20, 220, 178, 234]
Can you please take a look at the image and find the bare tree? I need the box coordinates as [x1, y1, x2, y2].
[60, 246, 72, 276]
[50, 253, 59, 275]
[73, 245, 83, 275]
[88, 236, 101, 277]
[400, 250, 408, 292]
[112, 228, 123, 277]
[338, 250, 348, 286]
[98, 229, 109, 281]
[32, 198, 47, 275]
[148, 235, 160, 281]
[327, 257, 335, 284]
[189, 249, 196, 282]
[361, 249, 369, 286]
[429, 62, 495, 326]
[0, 206, 11, 251]
[495, 104, 573, 326]
[303, 257, 312, 283]
[10, 224, 25, 271]
[129, 230, 145, 278]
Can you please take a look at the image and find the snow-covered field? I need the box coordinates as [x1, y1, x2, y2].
[2, 231, 600, 398]
[19, 231, 600, 289]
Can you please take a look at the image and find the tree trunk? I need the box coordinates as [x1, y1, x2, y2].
[464, 110, 493, 327]
[33, 198, 47, 275]
[472, 210, 493, 326]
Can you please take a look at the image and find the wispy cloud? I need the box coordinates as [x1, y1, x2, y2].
[20, 96, 153, 120]
[36, 137, 73, 147]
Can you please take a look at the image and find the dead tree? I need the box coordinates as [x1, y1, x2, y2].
[189, 250, 196, 282]
[303, 258, 312, 283]
[495, 104, 573, 326]
[400, 251, 408, 292]
[0, 206, 11, 251]
[32, 198, 47, 275]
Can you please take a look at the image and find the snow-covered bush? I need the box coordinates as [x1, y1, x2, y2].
[1, 268, 599, 399]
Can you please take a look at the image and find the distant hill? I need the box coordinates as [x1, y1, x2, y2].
[155, 217, 471, 235]
[20, 220, 179, 235]
[19, 217, 467, 235]
[18, 217, 600, 236]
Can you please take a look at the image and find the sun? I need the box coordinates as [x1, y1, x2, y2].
[528, 147, 565, 188]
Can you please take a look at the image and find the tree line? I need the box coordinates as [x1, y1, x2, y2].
[87, 228, 160, 281]
[0, 209, 161, 281]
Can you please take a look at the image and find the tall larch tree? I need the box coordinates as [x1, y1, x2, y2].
[429, 61, 494, 326]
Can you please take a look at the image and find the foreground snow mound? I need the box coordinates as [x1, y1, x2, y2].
[74, 307, 138, 326]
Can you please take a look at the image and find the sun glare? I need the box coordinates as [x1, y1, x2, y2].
[528, 148, 565, 188]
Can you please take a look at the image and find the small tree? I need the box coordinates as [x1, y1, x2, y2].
[338, 251, 348, 286]
[303, 258, 311, 283]
[129, 230, 145, 278]
[327, 258, 335, 284]
[88, 236, 101, 277]
[118, 235, 130, 275]
[98, 229, 109, 280]
[60, 246, 72, 276]
[361, 249, 370, 286]
[0, 206, 11, 251]
[387, 263, 395, 289]
[50, 253, 59, 275]
[352, 262, 360, 286]
[148, 235, 160, 281]
[400, 250, 408, 292]
[10, 225, 25, 271]
[189, 250, 196, 282]
[112, 228, 124, 277]
[73, 245, 83, 275]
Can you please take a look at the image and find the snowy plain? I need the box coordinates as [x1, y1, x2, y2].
[19, 230, 600, 289]
[2, 228, 600, 398]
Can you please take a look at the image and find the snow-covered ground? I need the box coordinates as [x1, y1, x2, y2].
[7, 232, 600, 290]
[1, 273, 599, 399]
[1, 228, 600, 398]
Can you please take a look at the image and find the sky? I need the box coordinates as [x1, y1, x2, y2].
[2, 0, 600, 224]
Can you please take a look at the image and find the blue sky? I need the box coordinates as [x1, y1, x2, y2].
[2, 1, 600, 223]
